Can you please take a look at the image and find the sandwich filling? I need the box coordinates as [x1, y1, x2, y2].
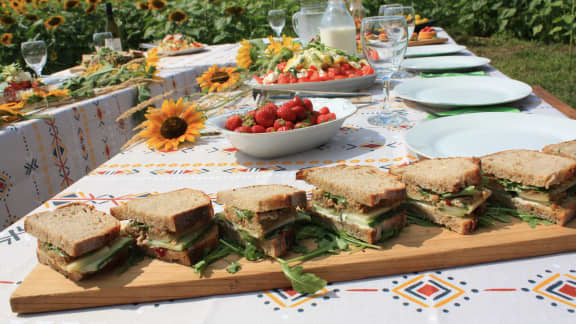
[40, 236, 133, 274]
[125, 220, 215, 251]
[222, 206, 302, 238]
[406, 185, 491, 217]
[310, 189, 402, 229]
[484, 176, 576, 205]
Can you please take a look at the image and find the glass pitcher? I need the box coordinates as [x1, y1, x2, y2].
[292, 0, 327, 46]
[319, 0, 356, 55]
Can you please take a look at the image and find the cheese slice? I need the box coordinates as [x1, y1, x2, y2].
[66, 236, 132, 273]
[312, 203, 399, 229]
[146, 223, 214, 251]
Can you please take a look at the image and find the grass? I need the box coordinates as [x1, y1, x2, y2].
[454, 35, 576, 109]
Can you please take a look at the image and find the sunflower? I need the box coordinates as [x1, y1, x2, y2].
[48, 89, 69, 97]
[146, 48, 159, 71]
[9, 0, 23, 11]
[0, 33, 13, 46]
[266, 35, 301, 56]
[85, 0, 100, 4]
[168, 9, 187, 24]
[138, 98, 205, 151]
[0, 15, 15, 26]
[148, 0, 166, 10]
[236, 39, 252, 69]
[25, 13, 38, 21]
[135, 1, 148, 10]
[196, 65, 240, 93]
[44, 15, 65, 30]
[0, 101, 25, 118]
[63, 0, 79, 9]
[85, 3, 96, 14]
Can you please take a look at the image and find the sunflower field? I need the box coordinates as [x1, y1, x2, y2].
[1, 0, 575, 74]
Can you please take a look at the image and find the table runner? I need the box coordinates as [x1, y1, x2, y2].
[1, 30, 575, 323]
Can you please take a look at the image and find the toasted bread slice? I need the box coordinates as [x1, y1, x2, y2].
[543, 140, 576, 160]
[36, 239, 131, 282]
[216, 185, 306, 212]
[481, 150, 576, 189]
[310, 207, 406, 244]
[296, 165, 405, 206]
[218, 219, 294, 257]
[391, 157, 481, 193]
[406, 201, 479, 234]
[490, 190, 576, 226]
[25, 203, 120, 258]
[138, 225, 219, 266]
[110, 188, 214, 233]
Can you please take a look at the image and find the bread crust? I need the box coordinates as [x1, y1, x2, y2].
[406, 201, 479, 234]
[296, 165, 406, 206]
[481, 150, 576, 188]
[110, 188, 214, 233]
[36, 242, 131, 282]
[391, 157, 481, 193]
[25, 202, 120, 257]
[543, 140, 576, 160]
[216, 185, 307, 212]
[138, 225, 219, 266]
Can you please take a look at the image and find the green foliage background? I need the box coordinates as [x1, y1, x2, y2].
[0, 0, 574, 73]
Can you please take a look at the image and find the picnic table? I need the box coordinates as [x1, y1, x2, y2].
[1, 29, 575, 323]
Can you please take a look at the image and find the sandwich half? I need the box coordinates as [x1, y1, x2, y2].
[543, 140, 576, 160]
[296, 165, 406, 244]
[391, 157, 491, 234]
[216, 185, 307, 257]
[24, 202, 134, 281]
[110, 188, 218, 266]
[481, 150, 576, 225]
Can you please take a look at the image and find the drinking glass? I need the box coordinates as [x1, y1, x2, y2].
[21, 40, 47, 77]
[268, 9, 286, 37]
[93, 32, 113, 51]
[361, 16, 408, 125]
[378, 3, 402, 15]
[383, 6, 415, 78]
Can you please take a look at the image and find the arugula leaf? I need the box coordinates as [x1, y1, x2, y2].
[378, 228, 403, 243]
[192, 242, 235, 275]
[116, 246, 147, 274]
[322, 192, 347, 205]
[226, 261, 241, 274]
[338, 231, 381, 249]
[439, 186, 479, 199]
[485, 205, 551, 228]
[233, 207, 254, 221]
[43, 242, 70, 257]
[291, 244, 309, 254]
[279, 263, 327, 294]
[496, 178, 547, 193]
[478, 215, 495, 228]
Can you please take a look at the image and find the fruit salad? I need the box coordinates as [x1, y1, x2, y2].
[158, 34, 203, 52]
[224, 96, 336, 133]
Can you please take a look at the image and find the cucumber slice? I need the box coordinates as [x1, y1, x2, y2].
[66, 237, 133, 273]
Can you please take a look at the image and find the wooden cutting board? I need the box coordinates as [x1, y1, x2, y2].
[10, 218, 576, 314]
[409, 38, 449, 47]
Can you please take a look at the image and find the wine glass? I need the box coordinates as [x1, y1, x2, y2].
[93, 32, 113, 51]
[378, 3, 402, 15]
[383, 6, 415, 78]
[268, 9, 286, 37]
[361, 16, 408, 126]
[21, 41, 47, 78]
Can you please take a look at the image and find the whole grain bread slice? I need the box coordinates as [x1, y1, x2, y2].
[25, 202, 120, 257]
[481, 150, 576, 188]
[216, 185, 306, 212]
[218, 219, 294, 257]
[406, 201, 479, 235]
[391, 157, 481, 193]
[543, 140, 576, 160]
[296, 165, 406, 206]
[110, 188, 214, 233]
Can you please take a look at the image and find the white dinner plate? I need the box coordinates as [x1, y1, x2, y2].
[405, 44, 467, 57]
[142, 44, 208, 56]
[405, 112, 576, 158]
[209, 98, 357, 158]
[247, 73, 377, 92]
[394, 76, 532, 108]
[403, 56, 491, 72]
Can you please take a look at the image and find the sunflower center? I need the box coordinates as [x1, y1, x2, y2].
[210, 71, 229, 84]
[160, 117, 188, 139]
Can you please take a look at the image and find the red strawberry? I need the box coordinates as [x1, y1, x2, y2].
[328, 113, 336, 120]
[261, 102, 278, 112]
[292, 96, 303, 107]
[295, 122, 310, 129]
[225, 115, 243, 131]
[319, 106, 330, 115]
[251, 125, 266, 133]
[302, 99, 313, 111]
[234, 126, 252, 133]
[266, 127, 276, 133]
[274, 119, 287, 129]
[248, 110, 257, 118]
[284, 121, 294, 129]
[276, 126, 292, 132]
[255, 108, 276, 127]
[280, 100, 295, 110]
[291, 105, 307, 121]
[277, 105, 296, 122]
[317, 114, 331, 124]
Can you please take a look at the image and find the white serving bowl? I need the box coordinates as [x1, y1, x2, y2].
[209, 98, 358, 158]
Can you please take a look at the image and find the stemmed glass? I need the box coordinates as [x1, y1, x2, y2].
[383, 6, 415, 79]
[361, 16, 408, 125]
[93, 32, 113, 51]
[268, 9, 286, 37]
[378, 3, 402, 15]
[21, 40, 47, 78]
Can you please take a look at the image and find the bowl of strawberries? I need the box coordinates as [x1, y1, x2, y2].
[210, 96, 357, 158]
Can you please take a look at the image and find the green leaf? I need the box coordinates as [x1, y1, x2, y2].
[233, 207, 254, 221]
[226, 261, 241, 274]
[279, 263, 327, 294]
